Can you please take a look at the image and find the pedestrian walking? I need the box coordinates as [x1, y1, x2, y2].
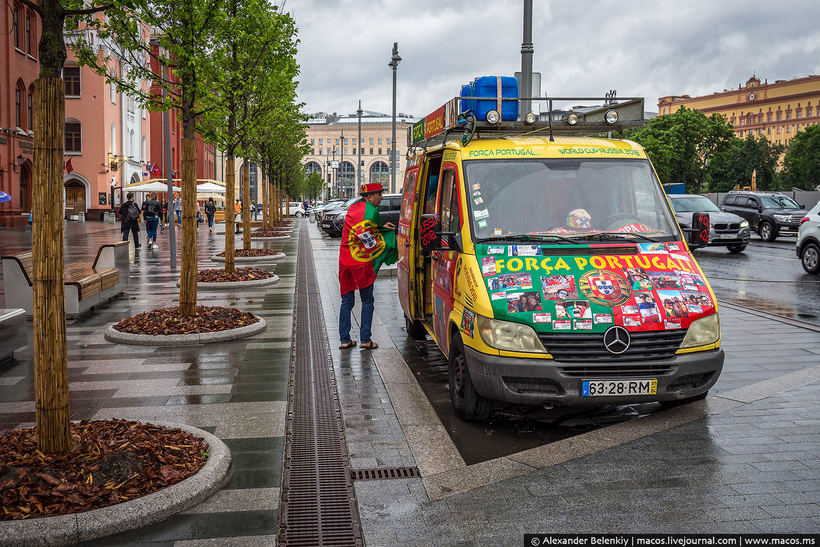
[173, 195, 182, 225]
[141, 192, 162, 249]
[195, 201, 202, 230]
[234, 199, 242, 233]
[160, 199, 169, 229]
[119, 192, 142, 248]
[205, 197, 216, 232]
[338, 183, 397, 350]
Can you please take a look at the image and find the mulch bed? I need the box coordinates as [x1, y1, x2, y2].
[215, 249, 281, 258]
[197, 268, 274, 283]
[112, 305, 259, 335]
[0, 420, 207, 520]
[250, 230, 291, 238]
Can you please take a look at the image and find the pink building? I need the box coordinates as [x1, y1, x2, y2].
[0, 0, 39, 226]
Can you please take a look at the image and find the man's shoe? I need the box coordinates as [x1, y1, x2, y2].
[135, 244, 142, 248]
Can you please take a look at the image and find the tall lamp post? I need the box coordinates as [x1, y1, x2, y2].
[388, 42, 401, 193]
[150, 37, 177, 271]
[357, 101, 362, 194]
[520, 0, 534, 121]
[340, 130, 345, 196]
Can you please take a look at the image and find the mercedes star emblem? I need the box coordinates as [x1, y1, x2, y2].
[603, 326, 630, 355]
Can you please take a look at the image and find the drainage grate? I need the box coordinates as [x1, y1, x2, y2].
[279, 227, 363, 546]
[352, 466, 421, 482]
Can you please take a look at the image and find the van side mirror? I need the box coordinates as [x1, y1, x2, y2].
[687, 212, 710, 247]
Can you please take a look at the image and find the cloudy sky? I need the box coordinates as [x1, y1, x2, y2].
[289, 0, 820, 119]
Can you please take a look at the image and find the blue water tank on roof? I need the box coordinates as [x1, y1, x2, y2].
[460, 76, 519, 121]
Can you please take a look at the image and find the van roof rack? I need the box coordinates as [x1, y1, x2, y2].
[407, 96, 646, 151]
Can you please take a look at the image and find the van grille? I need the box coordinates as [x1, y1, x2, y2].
[538, 330, 686, 362]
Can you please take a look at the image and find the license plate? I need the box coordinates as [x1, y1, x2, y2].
[718, 233, 737, 239]
[582, 379, 657, 397]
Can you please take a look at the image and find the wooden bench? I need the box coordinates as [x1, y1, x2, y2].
[0, 309, 26, 363]
[2, 241, 130, 318]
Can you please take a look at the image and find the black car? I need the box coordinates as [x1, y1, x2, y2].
[668, 194, 750, 253]
[720, 191, 808, 242]
[323, 194, 402, 237]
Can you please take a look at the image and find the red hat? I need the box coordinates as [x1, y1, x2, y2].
[360, 183, 384, 195]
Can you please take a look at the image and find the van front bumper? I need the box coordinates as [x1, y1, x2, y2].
[464, 346, 724, 406]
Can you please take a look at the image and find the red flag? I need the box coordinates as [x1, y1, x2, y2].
[65, 158, 73, 173]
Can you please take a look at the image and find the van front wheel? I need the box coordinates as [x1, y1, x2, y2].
[448, 336, 492, 421]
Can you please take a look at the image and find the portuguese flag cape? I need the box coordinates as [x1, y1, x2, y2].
[339, 200, 398, 295]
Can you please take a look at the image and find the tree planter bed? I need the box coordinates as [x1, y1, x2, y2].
[0, 420, 230, 544]
[187, 268, 280, 290]
[211, 249, 285, 263]
[104, 306, 266, 346]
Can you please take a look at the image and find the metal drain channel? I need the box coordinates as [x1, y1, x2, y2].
[279, 227, 363, 546]
[352, 466, 421, 482]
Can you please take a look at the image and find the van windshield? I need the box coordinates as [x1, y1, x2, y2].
[462, 158, 681, 242]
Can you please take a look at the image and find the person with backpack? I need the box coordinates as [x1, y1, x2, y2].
[119, 192, 142, 248]
[173, 195, 182, 226]
[205, 197, 217, 232]
[142, 192, 162, 249]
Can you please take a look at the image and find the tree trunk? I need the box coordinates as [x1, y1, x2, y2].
[261, 167, 268, 230]
[32, 77, 71, 453]
[242, 161, 251, 249]
[178, 135, 197, 316]
[224, 156, 235, 272]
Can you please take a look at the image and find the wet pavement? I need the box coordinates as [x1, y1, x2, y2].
[0, 219, 817, 544]
[694, 236, 820, 326]
[0, 219, 297, 545]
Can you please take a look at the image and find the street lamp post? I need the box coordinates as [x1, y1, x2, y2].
[357, 101, 362, 194]
[340, 130, 345, 196]
[520, 0, 533, 121]
[388, 42, 401, 193]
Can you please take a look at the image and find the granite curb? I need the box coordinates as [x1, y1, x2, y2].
[0, 422, 232, 546]
[247, 235, 291, 241]
[174, 275, 281, 291]
[103, 316, 267, 346]
[210, 253, 286, 263]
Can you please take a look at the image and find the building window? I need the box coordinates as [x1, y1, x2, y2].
[64, 66, 80, 96]
[319, 148, 322, 155]
[786, 111, 791, 121]
[319, 138, 323, 145]
[310, 138, 314, 144]
[786, 125, 791, 133]
[767, 127, 771, 135]
[776, 126, 781, 134]
[65, 121, 81, 152]
[12, 4, 20, 49]
[28, 86, 33, 130]
[378, 148, 382, 155]
[767, 112, 772, 122]
[141, 136, 146, 162]
[369, 148, 373, 155]
[110, 70, 117, 103]
[369, 138, 374, 145]
[378, 138, 382, 144]
[387, 138, 391, 145]
[15, 85, 23, 129]
[807, 106, 813, 117]
[776, 111, 782, 121]
[25, 11, 32, 54]
[111, 123, 116, 154]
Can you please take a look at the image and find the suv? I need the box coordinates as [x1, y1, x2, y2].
[323, 193, 402, 237]
[797, 202, 820, 274]
[668, 194, 750, 253]
[720, 191, 807, 242]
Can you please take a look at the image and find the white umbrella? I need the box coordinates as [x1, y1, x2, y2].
[126, 181, 180, 192]
[196, 182, 227, 193]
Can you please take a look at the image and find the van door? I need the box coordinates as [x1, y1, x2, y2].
[431, 164, 462, 352]
[398, 169, 419, 319]
[416, 153, 443, 321]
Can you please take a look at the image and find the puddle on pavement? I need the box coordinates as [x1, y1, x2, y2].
[721, 295, 819, 324]
[397, 334, 663, 466]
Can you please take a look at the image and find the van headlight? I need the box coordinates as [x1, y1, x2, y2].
[680, 313, 720, 349]
[476, 315, 546, 353]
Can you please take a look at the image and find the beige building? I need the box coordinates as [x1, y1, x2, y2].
[658, 75, 820, 147]
[303, 110, 417, 198]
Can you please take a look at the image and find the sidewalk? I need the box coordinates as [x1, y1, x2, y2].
[0, 220, 818, 545]
[1, 222, 296, 545]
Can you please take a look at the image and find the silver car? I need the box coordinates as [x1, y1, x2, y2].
[796, 202, 820, 274]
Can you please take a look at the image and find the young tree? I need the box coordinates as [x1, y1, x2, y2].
[75, 0, 224, 316]
[630, 107, 734, 193]
[779, 125, 820, 191]
[305, 171, 325, 201]
[14, 0, 118, 453]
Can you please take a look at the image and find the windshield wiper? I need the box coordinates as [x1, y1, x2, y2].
[476, 233, 580, 244]
[572, 231, 662, 242]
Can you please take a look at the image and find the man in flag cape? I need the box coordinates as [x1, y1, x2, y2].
[338, 183, 397, 349]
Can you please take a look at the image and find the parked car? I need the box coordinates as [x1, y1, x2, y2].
[720, 191, 807, 242]
[797, 202, 820, 274]
[313, 199, 345, 222]
[325, 193, 402, 237]
[320, 198, 358, 235]
[668, 194, 750, 253]
[290, 203, 310, 218]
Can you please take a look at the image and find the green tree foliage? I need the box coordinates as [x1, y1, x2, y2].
[629, 107, 735, 193]
[779, 125, 820, 191]
[707, 135, 784, 192]
[305, 171, 325, 201]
